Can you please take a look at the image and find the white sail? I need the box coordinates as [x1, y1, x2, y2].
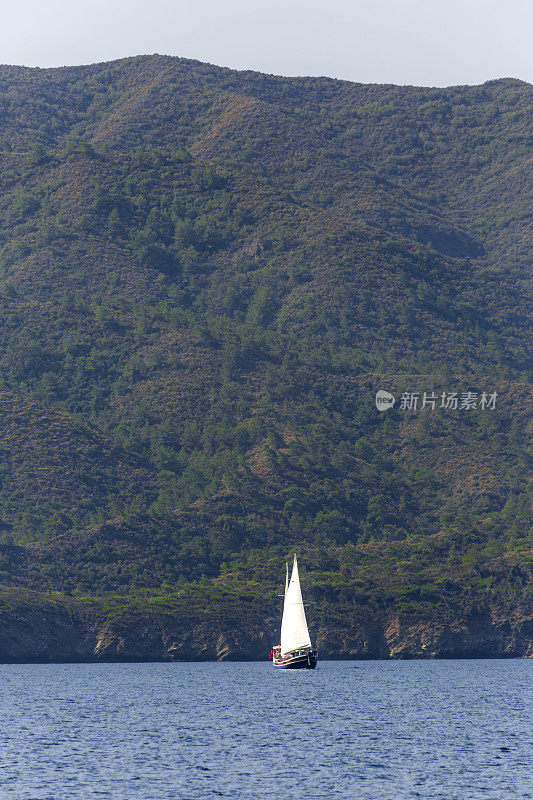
[280, 555, 312, 656]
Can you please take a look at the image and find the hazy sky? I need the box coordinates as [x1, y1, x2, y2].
[0, 0, 531, 86]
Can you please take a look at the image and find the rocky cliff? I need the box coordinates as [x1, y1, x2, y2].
[0, 591, 530, 663]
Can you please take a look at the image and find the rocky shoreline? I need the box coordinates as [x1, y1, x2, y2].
[0, 590, 531, 663]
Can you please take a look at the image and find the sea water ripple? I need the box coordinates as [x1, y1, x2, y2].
[0, 659, 531, 799]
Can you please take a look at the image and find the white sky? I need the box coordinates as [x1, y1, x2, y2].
[0, 0, 531, 86]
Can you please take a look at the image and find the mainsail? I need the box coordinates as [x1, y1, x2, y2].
[280, 555, 312, 656]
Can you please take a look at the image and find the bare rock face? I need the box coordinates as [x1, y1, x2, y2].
[91, 624, 167, 661]
[315, 620, 388, 659]
[0, 591, 531, 663]
[0, 591, 95, 662]
[382, 610, 533, 659]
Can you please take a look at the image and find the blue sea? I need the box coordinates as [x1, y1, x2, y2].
[0, 660, 530, 799]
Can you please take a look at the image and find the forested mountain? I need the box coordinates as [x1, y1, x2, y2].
[0, 56, 531, 660]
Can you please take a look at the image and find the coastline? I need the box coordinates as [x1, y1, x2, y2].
[1, 589, 530, 664]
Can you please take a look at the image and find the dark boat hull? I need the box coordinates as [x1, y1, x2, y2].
[273, 651, 317, 670]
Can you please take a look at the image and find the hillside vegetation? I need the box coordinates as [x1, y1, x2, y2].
[0, 56, 531, 659]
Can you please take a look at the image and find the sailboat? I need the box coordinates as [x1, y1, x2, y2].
[272, 555, 317, 669]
